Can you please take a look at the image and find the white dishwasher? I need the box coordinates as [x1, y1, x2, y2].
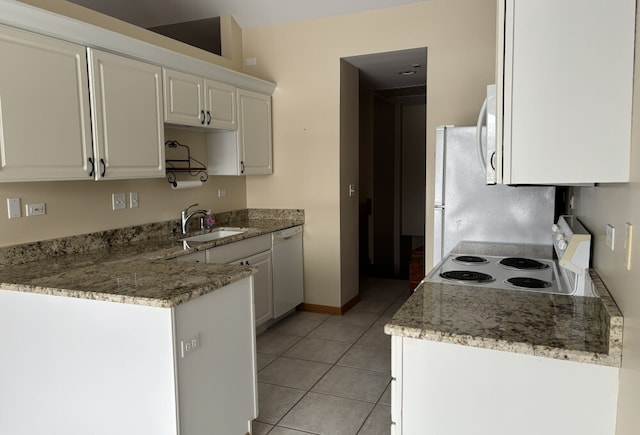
[271, 225, 304, 318]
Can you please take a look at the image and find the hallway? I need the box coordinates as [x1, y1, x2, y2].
[252, 277, 409, 434]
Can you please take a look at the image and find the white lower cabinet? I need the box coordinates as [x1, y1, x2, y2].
[391, 336, 619, 435]
[231, 250, 273, 327]
[0, 278, 257, 435]
[173, 277, 258, 435]
[205, 234, 274, 328]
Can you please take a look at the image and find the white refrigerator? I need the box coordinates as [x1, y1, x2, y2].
[433, 125, 555, 263]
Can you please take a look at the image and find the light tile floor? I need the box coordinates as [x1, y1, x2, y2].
[253, 277, 410, 435]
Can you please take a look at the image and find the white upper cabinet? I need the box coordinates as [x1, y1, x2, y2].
[207, 88, 273, 176]
[496, 0, 635, 185]
[238, 89, 273, 175]
[0, 25, 93, 182]
[163, 68, 236, 130]
[205, 80, 237, 130]
[87, 49, 165, 180]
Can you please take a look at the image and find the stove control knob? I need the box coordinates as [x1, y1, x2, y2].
[554, 232, 565, 241]
[558, 240, 568, 250]
[552, 224, 560, 233]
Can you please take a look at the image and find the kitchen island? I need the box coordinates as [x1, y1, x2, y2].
[384, 244, 622, 435]
[0, 208, 303, 435]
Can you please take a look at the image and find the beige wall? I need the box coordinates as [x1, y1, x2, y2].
[572, 11, 640, 434]
[242, 0, 496, 306]
[0, 128, 247, 246]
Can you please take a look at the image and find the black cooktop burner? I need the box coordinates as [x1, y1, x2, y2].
[453, 255, 489, 265]
[506, 277, 552, 289]
[440, 270, 495, 283]
[498, 257, 549, 270]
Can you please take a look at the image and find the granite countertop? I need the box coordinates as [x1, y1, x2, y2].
[384, 242, 623, 367]
[0, 209, 304, 308]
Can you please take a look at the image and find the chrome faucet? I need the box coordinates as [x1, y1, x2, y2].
[180, 203, 210, 234]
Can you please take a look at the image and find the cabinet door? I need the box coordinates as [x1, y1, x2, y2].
[0, 25, 93, 182]
[163, 68, 205, 127]
[88, 49, 165, 180]
[499, 0, 635, 184]
[232, 251, 273, 327]
[237, 89, 273, 175]
[204, 80, 236, 130]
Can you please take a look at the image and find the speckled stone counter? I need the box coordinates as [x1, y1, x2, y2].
[384, 242, 623, 367]
[0, 208, 304, 308]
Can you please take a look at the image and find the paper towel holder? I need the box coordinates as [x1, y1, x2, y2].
[165, 140, 208, 187]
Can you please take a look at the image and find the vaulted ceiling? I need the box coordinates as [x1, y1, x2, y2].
[68, 0, 431, 29]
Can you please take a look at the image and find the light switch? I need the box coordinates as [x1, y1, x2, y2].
[129, 192, 139, 208]
[625, 223, 633, 271]
[7, 198, 21, 219]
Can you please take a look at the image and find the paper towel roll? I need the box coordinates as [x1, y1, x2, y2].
[171, 180, 203, 190]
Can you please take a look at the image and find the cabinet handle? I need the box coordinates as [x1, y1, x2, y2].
[240, 161, 245, 174]
[200, 110, 205, 125]
[100, 158, 106, 178]
[206, 110, 212, 125]
[88, 157, 95, 177]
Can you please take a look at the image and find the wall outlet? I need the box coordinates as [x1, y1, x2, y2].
[25, 203, 46, 216]
[606, 224, 615, 251]
[112, 193, 126, 210]
[180, 333, 200, 358]
[7, 198, 21, 219]
[217, 189, 227, 198]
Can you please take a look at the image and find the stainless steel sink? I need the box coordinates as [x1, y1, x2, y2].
[180, 227, 248, 243]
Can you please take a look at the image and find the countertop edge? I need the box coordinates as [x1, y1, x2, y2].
[384, 270, 623, 368]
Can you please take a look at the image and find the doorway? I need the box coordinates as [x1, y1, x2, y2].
[342, 48, 427, 282]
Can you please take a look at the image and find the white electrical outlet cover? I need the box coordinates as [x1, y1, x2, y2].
[625, 223, 633, 271]
[112, 193, 126, 210]
[606, 224, 615, 251]
[130, 192, 139, 208]
[7, 198, 21, 219]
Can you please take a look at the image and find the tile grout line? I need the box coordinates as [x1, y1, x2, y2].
[257, 280, 409, 434]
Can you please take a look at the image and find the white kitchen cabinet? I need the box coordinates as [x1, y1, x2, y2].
[0, 24, 93, 182]
[87, 49, 165, 180]
[391, 336, 619, 435]
[205, 234, 274, 327]
[0, 277, 257, 435]
[231, 250, 273, 327]
[207, 88, 273, 175]
[496, 0, 635, 185]
[173, 277, 258, 435]
[163, 68, 236, 130]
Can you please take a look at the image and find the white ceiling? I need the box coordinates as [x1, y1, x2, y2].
[68, 0, 431, 29]
[345, 48, 427, 90]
